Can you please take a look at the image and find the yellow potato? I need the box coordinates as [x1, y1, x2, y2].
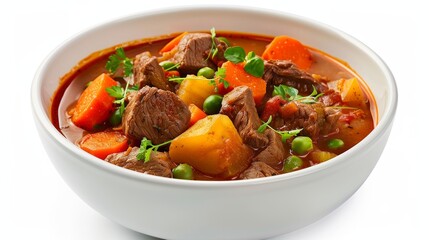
[176, 75, 215, 108]
[169, 114, 253, 178]
[340, 78, 367, 106]
[327, 77, 367, 106]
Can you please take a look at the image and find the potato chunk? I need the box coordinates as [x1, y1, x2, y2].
[169, 114, 253, 178]
[328, 77, 367, 106]
[176, 75, 215, 109]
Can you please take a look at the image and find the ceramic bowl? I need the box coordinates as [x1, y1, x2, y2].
[31, 6, 397, 240]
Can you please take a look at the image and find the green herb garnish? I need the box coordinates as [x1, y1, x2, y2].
[215, 67, 229, 89]
[206, 27, 219, 61]
[244, 52, 264, 78]
[106, 85, 124, 99]
[224, 46, 246, 63]
[297, 86, 324, 104]
[273, 85, 299, 101]
[106, 81, 137, 123]
[136, 137, 173, 162]
[273, 84, 323, 104]
[168, 77, 186, 84]
[257, 115, 273, 133]
[224, 46, 264, 77]
[257, 115, 302, 142]
[105, 47, 134, 77]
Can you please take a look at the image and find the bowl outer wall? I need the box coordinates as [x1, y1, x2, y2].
[31, 6, 397, 240]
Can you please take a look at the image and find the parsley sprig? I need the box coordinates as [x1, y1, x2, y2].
[273, 84, 323, 104]
[257, 115, 302, 142]
[224, 46, 264, 77]
[106, 82, 138, 119]
[105, 47, 134, 77]
[136, 137, 172, 162]
[206, 27, 219, 61]
[105, 48, 138, 125]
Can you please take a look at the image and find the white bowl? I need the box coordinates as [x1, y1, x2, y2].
[31, 6, 397, 240]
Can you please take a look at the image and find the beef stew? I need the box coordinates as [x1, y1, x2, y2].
[51, 30, 376, 180]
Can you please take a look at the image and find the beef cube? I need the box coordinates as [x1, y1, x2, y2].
[133, 51, 172, 91]
[105, 147, 174, 178]
[220, 86, 269, 149]
[263, 60, 327, 95]
[123, 86, 190, 145]
[172, 33, 227, 74]
[251, 129, 285, 169]
[239, 162, 279, 179]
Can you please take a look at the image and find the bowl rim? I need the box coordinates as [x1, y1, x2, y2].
[31, 5, 398, 188]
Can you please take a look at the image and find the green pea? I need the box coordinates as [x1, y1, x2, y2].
[203, 94, 223, 115]
[109, 108, 122, 126]
[217, 37, 231, 47]
[291, 136, 313, 155]
[159, 61, 177, 70]
[197, 67, 215, 79]
[284, 156, 303, 173]
[327, 138, 344, 149]
[172, 164, 194, 180]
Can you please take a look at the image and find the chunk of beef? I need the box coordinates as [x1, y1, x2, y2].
[324, 107, 342, 134]
[133, 52, 172, 91]
[239, 162, 279, 180]
[220, 86, 269, 149]
[251, 129, 285, 169]
[105, 147, 174, 178]
[263, 60, 327, 95]
[123, 86, 190, 145]
[271, 101, 341, 139]
[172, 33, 227, 74]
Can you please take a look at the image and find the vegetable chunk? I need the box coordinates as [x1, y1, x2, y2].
[328, 77, 367, 106]
[71, 73, 117, 130]
[262, 36, 312, 70]
[188, 104, 207, 127]
[169, 114, 253, 178]
[222, 61, 266, 105]
[176, 75, 215, 108]
[80, 131, 129, 159]
[159, 32, 188, 54]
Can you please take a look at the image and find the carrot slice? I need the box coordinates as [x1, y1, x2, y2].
[222, 61, 266, 105]
[159, 32, 188, 54]
[262, 36, 312, 70]
[80, 131, 129, 159]
[188, 104, 207, 127]
[71, 73, 117, 131]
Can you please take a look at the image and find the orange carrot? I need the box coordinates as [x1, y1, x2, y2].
[72, 73, 117, 131]
[188, 104, 207, 127]
[221, 61, 266, 105]
[279, 101, 299, 118]
[159, 32, 188, 54]
[262, 36, 312, 70]
[80, 131, 129, 159]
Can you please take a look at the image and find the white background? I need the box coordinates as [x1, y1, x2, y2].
[2, 0, 427, 239]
